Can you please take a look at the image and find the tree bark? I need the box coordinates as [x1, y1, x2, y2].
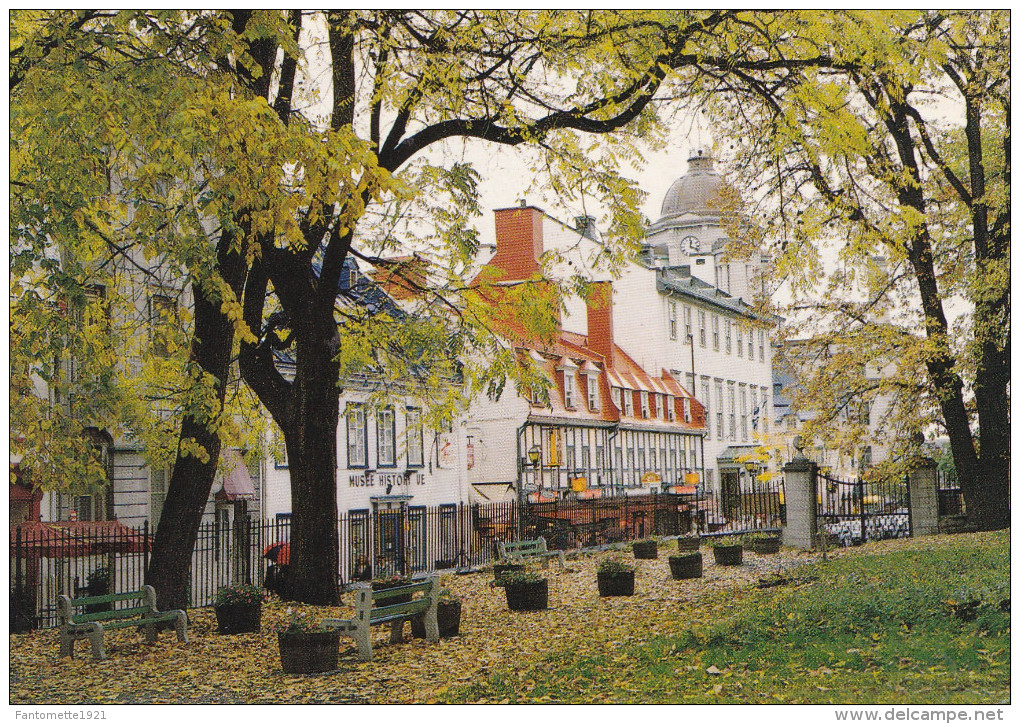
[281, 325, 342, 605]
[146, 239, 247, 611]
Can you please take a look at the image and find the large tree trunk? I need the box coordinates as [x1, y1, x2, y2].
[281, 340, 342, 605]
[971, 291, 1011, 530]
[146, 240, 246, 611]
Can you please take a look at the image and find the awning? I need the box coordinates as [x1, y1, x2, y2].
[11, 520, 150, 557]
[216, 450, 256, 502]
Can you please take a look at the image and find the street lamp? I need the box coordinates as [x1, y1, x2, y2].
[528, 444, 541, 467]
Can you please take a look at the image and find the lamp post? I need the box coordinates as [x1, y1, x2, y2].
[528, 444, 541, 499]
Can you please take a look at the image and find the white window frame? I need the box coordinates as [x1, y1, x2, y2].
[666, 394, 676, 421]
[406, 408, 424, 467]
[640, 391, 650, 419]
[712, 314, 720, 351]
[377, 407, 397, 467]
[669, 302, 678, 341]
[683, 397, 692, 423]
[587, 374, 599, 411]
[684, 305, 693, 341]
[347, 404, 368, 468]
[624, 390, 634, 417]
[698, 309, 707, 347]
[563, 371, 576, 408]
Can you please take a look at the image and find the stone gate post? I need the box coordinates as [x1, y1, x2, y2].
[908, 457, 939, 537]
[782, 436, 818, 550]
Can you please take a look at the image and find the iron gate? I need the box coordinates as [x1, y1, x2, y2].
[817, 471, 912, 545]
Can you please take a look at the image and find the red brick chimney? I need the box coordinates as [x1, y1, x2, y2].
[490, 204, 544, 280]
[586, 282, 614, 366]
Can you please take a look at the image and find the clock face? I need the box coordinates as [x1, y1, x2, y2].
[680, 235, 700, 254]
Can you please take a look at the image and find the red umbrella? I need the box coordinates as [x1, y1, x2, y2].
[263, 541, 290, 565]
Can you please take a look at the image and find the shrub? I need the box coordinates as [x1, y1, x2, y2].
[710, 538, 742, 548]
[743, 532, 779, 543]
[215, 583, 266, 607]
[598, 558, 636, 574]
[273, 607, 327, 634]
[496, 570, 545, 586]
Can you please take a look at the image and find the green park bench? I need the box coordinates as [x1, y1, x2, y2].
[323, 576, 439, 662]
[57, 585, 188, 661]
[496, 536, 566, 569]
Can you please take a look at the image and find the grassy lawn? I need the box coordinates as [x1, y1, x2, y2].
[9, 531, 1008, 704]
[440, 531, 1010, 704]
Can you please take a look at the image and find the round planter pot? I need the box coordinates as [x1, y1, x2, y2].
[713, 545, 743, 566]
[493, 563, 525, 586]
[676, 536, 701, 552]
[748, 537, 781, 555]
[597, 570, 636, 597]
[411, 600, 463, 638]
[505, 579, 549, 611]
[632, 541, 658, 560]
[669, 553, 703, 580]
[216, 602, 263, 635]
[278, 630, 341, 675]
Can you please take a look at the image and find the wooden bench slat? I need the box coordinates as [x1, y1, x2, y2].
[72, 605, 153, 623]
[370, 580, 432, 600]
[71, 591, 148, 607]
[96, 614, 178, 631]
[369, 600, 429, 621]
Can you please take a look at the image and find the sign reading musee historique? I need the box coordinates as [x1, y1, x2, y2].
[348, 471, 426, 488]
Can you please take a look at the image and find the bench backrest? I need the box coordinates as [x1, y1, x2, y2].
[498, 537, 548, 558]
[57, 585, 158, 626]
[355, 578, 436, 624]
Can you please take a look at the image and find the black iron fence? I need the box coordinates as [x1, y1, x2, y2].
[936, 469, 965, 517]
[11, 488, 785, 629]
[817, 471, 911, 545]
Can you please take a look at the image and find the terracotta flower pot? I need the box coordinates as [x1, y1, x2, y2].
[676, 536, 701, 552]
[669, 553, 703, 580]
[632, 540, 658, 560]
[597, 570, 636, 597]
[278, 630, 340, 674]
[215, 602, 262, 634]
[411, 600, 462, 638]
[713, 544, 743, 566]
[504, 579, 548, 611]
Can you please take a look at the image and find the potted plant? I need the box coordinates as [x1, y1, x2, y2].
[214, 582, 265, 634]
[744, 532, 781, 555]
[676, 535, 701, 552]
[372, 573, 412, 604]
[493, 562, 525, 585]
[668, 552, 703, 579]
[411, 588, 462, 638]
[711, 540, 743, 566]
[276, 608, 341, 674]
[596, 558, 636, 597]
[632, 538, 658, 560]
[501, 570, 549, 611]
[84, 566, 112, 613]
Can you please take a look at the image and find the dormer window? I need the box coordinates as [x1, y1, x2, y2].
[563, 371, 576, 408]
[683, 397, 692, 423]
[667, 395, 676, 421]
[640, 391, 650, 419]
[611, 387, 622, 409]
[587, 374, 599, 411]
[556, 357, 579, 409]
[624, 391, 634, 417]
